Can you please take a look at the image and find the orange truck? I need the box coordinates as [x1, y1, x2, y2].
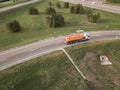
[65, 33, 90, 44]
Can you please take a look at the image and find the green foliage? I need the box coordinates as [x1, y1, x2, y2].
[6, 20, 22, 32]
[46, 14, 65, 28]
[64, 2, 69, 8]
[71, 4, 85, 14]
[45, 7, 56, 15]
[29, 7, 39, 15]
[49, 2, 52, 6]
[56, 2, 61, 8]
[87, 12, 100, 23]
[70, 6, 74, 13]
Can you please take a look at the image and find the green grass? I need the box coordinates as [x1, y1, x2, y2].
[0, 51, 89, 90]
[0, 0, 120, 51]
[0, 40, 120, 90]
[66, 40, 120, 90]
[0, 0, 31, 8]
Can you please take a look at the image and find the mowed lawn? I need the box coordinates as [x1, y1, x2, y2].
[0, 40, 119, 90]
[0, 0, 120, 51]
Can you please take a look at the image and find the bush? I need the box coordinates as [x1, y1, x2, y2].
[56, 2, 61, 8]
[6, 20, 22, 32]
[45, 7, 56, 15]
[74, 4, 80, 14]
[49, 2, 52, 6]
[46, 14, 65, 28]
[73, 4, 85, 14]
[87, 12, 100, 23]
[64, 2, 69, 8]
[70, 6, 74, 13]
[29, 7, 39, 15]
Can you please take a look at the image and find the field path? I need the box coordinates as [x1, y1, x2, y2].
[62, 48, 87, 80]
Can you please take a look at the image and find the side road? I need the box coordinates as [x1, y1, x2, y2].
[59, 0, 120, 14]
[0, 0, 40, 12]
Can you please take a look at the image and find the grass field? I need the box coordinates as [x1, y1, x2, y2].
[66, 40, 120, 90]
[0, 40, 120, 90]
[0, 51, 89, 90]
[0, 0, 120, 51]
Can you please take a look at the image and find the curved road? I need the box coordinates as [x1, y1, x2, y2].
[0, 0, 40, 13]
[59, 0, 120, 14]
[0, 31, 120, 71]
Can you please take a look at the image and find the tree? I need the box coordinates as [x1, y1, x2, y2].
[87, 12, 101, 23]
[70, 6, 74, 13]
[45, 7, 56, 15]
[73, 4, 85, 14]
[64, 2, 69, 8]
[29, 7, 39, 15]
[6, 20, 22, 32]
[74, 4, 80, 14]
[46, 14, 65, 28]
[49, 2, 52, 6]
[56, 2, 61, 8]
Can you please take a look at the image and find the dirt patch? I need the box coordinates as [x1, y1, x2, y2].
[79, 52, 98, 70]
[85, 80, 97, 90]
[79, 52, 99, 87]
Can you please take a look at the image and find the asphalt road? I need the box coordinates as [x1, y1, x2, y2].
[0, 0, 40, 13]
[0, 31, 120, 71]
[60, 0, 120, 14]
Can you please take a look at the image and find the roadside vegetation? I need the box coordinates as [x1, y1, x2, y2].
[0, 40, 119, 90]
[0, 0, 120, 51]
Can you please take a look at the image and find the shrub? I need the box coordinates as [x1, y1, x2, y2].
[46, 14, 65, 28]
[87, 12, 100, 23]
[74, 4, 80, 14]
[6, 20, 22, 32]
[45, 7, 56, 15]
[64, 2, 69, 8]
[29, 7, 39, 15]
[49, 2, 52, 6]
[79, 6, 85, 14]
[56, 2, 61, 8]
[70, 6, 74, 13]
[73, 4, 85, 14]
